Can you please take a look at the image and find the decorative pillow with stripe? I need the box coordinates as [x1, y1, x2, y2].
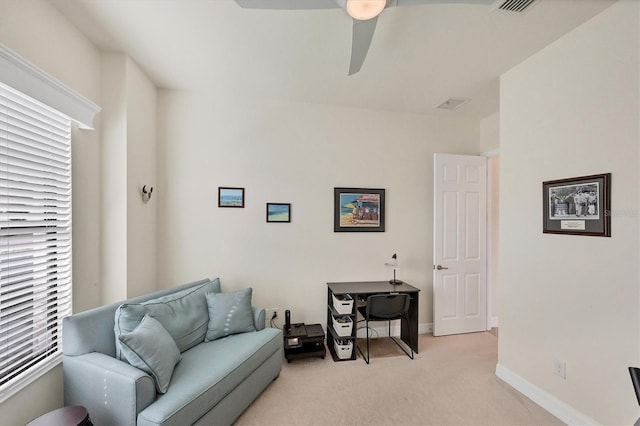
[205, 288, 255, 341]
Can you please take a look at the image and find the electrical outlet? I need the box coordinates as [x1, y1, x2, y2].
[267, 308, 279, 321]
[553, 359, 566, 379]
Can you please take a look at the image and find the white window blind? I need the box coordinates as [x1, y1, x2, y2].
[0, 81, 72, 399]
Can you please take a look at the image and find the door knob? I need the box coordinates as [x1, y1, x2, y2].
[435, 265, 449, 270]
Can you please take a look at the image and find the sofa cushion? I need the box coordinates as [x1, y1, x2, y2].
[115, 278, 221, 359]
[205, 288, 255, 341]
[137, 327, 282, 426]
[119, 315, 182, 393]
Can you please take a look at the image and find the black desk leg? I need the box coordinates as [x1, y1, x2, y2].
[400, 297, 419, 353]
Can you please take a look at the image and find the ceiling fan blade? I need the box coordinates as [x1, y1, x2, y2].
[348, 17, 378, 75]
[234, 0, 340, 9]
[394, 0, 493, 6]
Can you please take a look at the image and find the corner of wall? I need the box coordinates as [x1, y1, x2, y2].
[495, 364, 598, 425]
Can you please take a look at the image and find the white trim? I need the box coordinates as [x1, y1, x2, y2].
[0, 44, 101, 129]
[495, 364, 600, 425]
[419, 322, 433, 334]
[482, 148, 500, 157]
[0, 356, 61, 404]
[486, 155, 495, 330]
[490, 316, 499, 328]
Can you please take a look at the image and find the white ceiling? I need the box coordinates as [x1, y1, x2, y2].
[51, 0, 616, 120]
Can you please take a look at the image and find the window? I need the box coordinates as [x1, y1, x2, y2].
[0, 82, 72, 399]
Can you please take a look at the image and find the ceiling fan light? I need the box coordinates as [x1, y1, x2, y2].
[346, 0, 386, 21]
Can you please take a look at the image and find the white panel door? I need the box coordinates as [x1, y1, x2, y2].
[433, 154, 487, 336]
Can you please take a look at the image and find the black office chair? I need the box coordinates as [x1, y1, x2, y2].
[356, 294, 414, 364]
[629, 367, 640, 426]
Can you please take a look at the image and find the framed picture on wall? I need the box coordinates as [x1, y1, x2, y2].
[266, 203, 291, 223]
[218, 187, 245, 208]
[542, 173, 610, 237]
[334, 187, 385, 232]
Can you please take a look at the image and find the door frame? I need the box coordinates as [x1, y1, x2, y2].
[433, 153, 488, 336]
[483, 148, 499, 330]
[431, 150, 499, 334]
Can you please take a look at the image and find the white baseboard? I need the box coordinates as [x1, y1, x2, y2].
[420, 322, 433, 334]
[490, 316, 499, 328]
[495, 364, 599, 425]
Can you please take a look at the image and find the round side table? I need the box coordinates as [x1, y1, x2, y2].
[27, 406, 92, 426]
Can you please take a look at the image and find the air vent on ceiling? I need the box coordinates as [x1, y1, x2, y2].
[437, 98, 470, 111]
[497, 0, 537, 13]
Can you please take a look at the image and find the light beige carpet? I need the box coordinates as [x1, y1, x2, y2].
[234, 332, 563, 426]
[353, 335, 417, 359]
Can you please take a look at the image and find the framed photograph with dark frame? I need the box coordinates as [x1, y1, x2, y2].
[542, 173, 610, 237]
[218, 187, 245, 208]
[334, 187, 385, 232]
[266, 203, 291, 223]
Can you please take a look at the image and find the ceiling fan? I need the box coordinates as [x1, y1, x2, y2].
[234, 0, 494, 75]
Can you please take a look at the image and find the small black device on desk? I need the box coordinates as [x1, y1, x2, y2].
[283, 322, 326, 363]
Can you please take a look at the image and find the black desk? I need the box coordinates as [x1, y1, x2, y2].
[326, 281, 420, 361]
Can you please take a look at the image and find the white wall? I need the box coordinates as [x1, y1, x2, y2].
[101, 54, 158, 303]
[0, 0, 102, 424]
[101, 53, 128, 303]
[480, 112, 499, 155]
[481, 112, 500, 324]
[157, 91, 480, 327]
[499, 0, 639, 423]
[126, 57, 158, 298]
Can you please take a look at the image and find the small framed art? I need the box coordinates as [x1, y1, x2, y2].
[266, 203, 291, 223]
[218, 187, 245, 208]
[334, 187, 385, 232]
[542, 173, 610, 237]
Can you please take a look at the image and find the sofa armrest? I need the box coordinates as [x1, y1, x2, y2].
[253, 307, 266, 331]
[64, 352, 156, 426]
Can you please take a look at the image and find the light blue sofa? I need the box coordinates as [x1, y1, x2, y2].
[63, 278, 283, 426]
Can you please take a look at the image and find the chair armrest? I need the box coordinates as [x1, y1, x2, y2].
[253, 307, 266, 330]
[64, 352, 156, 426]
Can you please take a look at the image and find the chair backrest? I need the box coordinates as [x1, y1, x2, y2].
[366, 294, 411, 320]
[629, 367, 640, 406]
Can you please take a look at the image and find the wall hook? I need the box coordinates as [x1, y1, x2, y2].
[142, 185, 153, 203]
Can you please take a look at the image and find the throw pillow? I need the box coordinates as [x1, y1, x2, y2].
[205, 288, 255, 341]
[118, 314, 182, 394]
[114, 278, 221, 359]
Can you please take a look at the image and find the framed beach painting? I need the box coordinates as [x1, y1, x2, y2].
[334, 187, 385, 232]
[266, 203, 291, 223]
[542, 173, 610, 237]
[218, 187, 245, 208]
